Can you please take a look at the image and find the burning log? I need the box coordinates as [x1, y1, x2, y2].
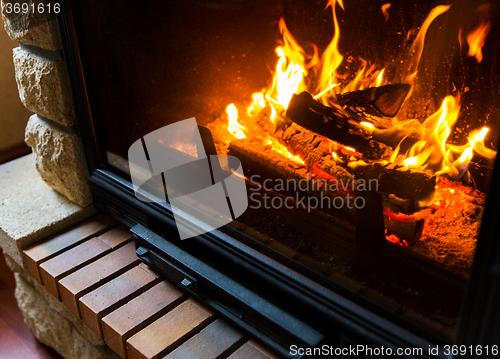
[228, 137, 431, 243]
[228, 138, 356, 213]
[351, 162, 436, 214]
[384, 210, 425, 246]
[255, 107, 435, 215]
[285, 90, 422, 154]
[286, 92, 393, 160]
[334, 84, 411, 118]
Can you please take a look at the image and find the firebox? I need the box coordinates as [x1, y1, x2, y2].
[55, 0, 500, 357]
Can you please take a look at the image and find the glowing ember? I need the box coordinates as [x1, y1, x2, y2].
[227, 104, 246, 139]
[267, 138, 305, 165]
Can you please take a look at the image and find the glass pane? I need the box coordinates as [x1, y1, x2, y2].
[73, 0, 499, 342]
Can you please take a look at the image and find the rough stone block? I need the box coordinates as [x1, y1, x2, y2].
[0, 154, 95, 266]
[13, 46, 75, 126]
[1, 0, 62, 51]
[4, 253, 107, 347]
[25, 114, 92, 206]
[14, 272, 120, 359]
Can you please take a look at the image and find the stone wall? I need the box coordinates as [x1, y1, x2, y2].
[2, 0, 91, 207]
[0, 1, 107, 357]
[5, 254, 120, 359]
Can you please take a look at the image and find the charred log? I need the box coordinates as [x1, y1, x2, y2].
[228, 137, 355, 206]
[334, 84, 411, 118]
[352, 162, 436, 214]
[286, 92, 392, 160]
[384, 216, 425, 246]
[255, 108, 434, 214]
[228, 138, 428, 242]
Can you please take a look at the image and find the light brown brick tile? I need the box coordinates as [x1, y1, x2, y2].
[227, 340, 280, 359]
[163, 318, 245, 359]
[23, 215, 116, 281]
[102, 281, 187, 358]
[39, 237, 112, 298]
[58, 242, 140, 317]
[126, 299, 214, 359]
[79, 265, 161, 338]
[97, 225, 134, 249]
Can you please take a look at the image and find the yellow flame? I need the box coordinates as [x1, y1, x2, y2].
[316, 0, 344, 102]
[391, 96, 496, 177]
[403, 157, 419, 167]
[247, 93, 266, 116]
[313, 83, 338, 99]
[375, 69, 385, 87]
[227, 104, 246, 139]
[331, 151, 343, 163]
[468, 127, 496, 158]
[269, 102, 277, 122]
[267, 139, 305, 164]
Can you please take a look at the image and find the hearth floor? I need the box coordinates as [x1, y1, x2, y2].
[21, 214, 279, 359]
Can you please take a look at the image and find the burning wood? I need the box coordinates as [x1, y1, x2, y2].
[352, 163, 436, 214]
[285, 91, 393, 160]
[211, 1, 497, 255]
[228, 137, 355, 211]
[334, 84, 411, 118]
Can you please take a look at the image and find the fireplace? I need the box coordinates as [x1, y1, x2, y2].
[54, 0, 500, 356]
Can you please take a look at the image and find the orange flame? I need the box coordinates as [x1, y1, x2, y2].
[381, 3, 391, 22]
[466, 5, 491, 63]
[223, 1, 496, 178]
[227, 104, 246, 139]
[403, 5, 450, 85]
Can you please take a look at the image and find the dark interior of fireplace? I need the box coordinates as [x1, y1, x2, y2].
[67, 0, 500, 346]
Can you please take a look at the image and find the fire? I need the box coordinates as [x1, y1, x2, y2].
[390, 96, 496, 177]
[466, 4, 491, 63]
[227, 104, 246, 139]
[264, 18, 312, 111]
[315, 0, 344, 102]
[375, 69, 385, 87]
[247, 93, 265, 117]
[222, 1, 496, 186]
[381, 3, 391, 22]
[402, 5, 450, 85]
[267, 138, 305, 165]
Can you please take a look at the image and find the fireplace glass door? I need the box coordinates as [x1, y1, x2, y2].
[58, 0, 500, 351]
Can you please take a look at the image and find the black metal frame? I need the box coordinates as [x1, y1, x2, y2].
[54, 0, 500, 357]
